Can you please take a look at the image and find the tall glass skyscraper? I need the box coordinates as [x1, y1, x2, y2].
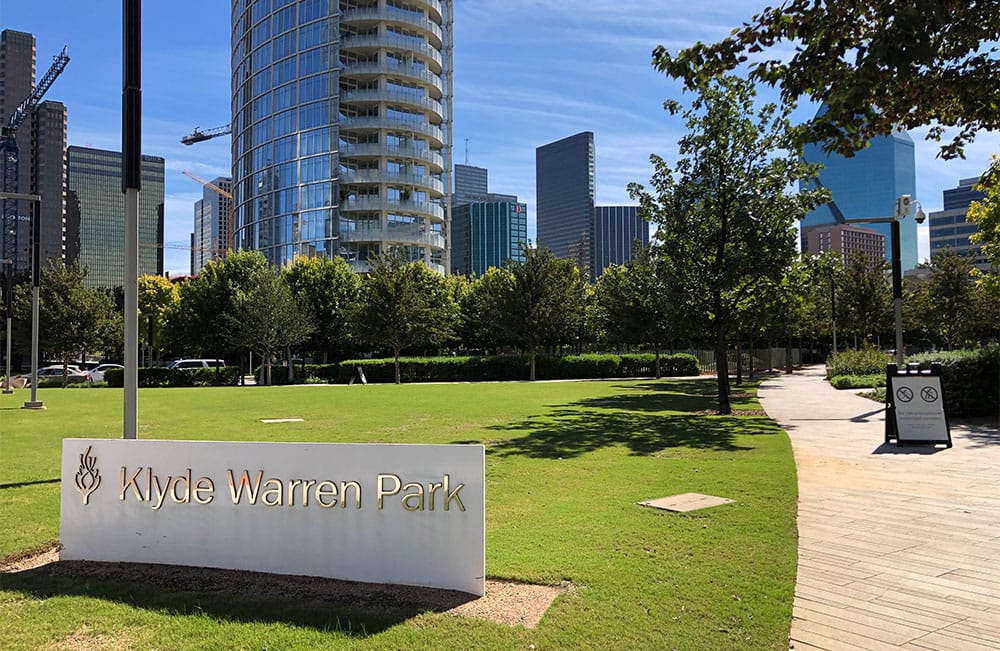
[536, 132, 595, 266]
[230, 1, 453, 272]
[801, 106, 918, 270]
[65, 146, 164, 289]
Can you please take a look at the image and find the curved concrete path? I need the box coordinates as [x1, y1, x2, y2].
[758, 366, 1000, 651]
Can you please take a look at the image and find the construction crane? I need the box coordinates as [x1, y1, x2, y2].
[180, 124, 231, 146]
[182, 169, 233, 254]
[1, 46, 70, 273]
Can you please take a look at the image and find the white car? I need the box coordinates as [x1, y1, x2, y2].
[87, 363, 124, 382]
[15, 364, 88, 387]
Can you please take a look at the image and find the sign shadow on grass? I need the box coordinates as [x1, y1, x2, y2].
[2, 560, 478, 638]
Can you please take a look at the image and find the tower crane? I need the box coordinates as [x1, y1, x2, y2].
[2, 46, 70, 272]
[182, 169, 233, 254]
[180, 124, 231, 146]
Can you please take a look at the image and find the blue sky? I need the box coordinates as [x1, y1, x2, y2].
[3, 1, 997, 275]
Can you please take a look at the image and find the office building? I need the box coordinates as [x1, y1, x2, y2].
[929, 177, 990, 271]
[802, 223, 886, 266]
[536, 132, 595, 266]
[593, 206, 649, 277]
[536, 131, 647, 279]
[230, 1, 453, 273]
[454, 164, 488, 206]
[191, 176, 232, 274]
[0, 29, 67, 274]
[66, 146, 164, 289]
[801, 106, 918, 270]
[451, 201, 527, 276]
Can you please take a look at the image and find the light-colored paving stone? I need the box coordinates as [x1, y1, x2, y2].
[758, 366, 1000, 650]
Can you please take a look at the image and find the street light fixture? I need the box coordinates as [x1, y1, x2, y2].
[838, 194, 923, 368]
[0, 191, 43, 407]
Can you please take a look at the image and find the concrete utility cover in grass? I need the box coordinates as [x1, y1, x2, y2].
[259, 418, 305, 423]
[639, 493, 734, 513]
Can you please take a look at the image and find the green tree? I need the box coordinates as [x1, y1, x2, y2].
[459, 266, 515, 352]
[968, 157, 1000, 282]
[917, 252, 984, 349]
[224, 267, 314, 385]
[498, 247, 588, 381]
[593, 248, 678, 377]
[138, 274, 179, 362]
[12, 260, 120, 385]
[628, 76, 827, 413]
[164, 250, 268, 361]
[284, 255, 362, 362]
[837, 252, 891, 346]
[350, 254, 457, 384]
[652, 1, 1000, 159]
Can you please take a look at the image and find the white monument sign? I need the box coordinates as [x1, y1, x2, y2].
[891, 375, 949, 444]
[61, 439, 485, 595]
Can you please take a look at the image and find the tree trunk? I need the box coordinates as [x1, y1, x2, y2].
[785, 337, 793, 374]
[748, 337, 755, 380]
[394, 347, 401, 384]
[655, 349, 661, 379]
[529, 349, 536, 381]
[735, 335, 743, 387]
[715, 326, 731, 414]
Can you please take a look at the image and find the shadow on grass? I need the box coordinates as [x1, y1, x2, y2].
[458, 380, 777, 459]
[2, 560, 478, 638]
[0, 478, 60, 490]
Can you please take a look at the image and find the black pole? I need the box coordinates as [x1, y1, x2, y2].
[123, 0, 141, 193]
[31, 198, 40, 289]
[890, 219, 903, 367]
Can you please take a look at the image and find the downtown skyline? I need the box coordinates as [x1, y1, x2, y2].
[3, 1, 997, 275]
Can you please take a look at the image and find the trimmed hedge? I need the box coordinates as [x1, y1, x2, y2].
[105, 367, 241, 388]
[333, 353, 700, 384]
[826, 348, 892, 379]
[829, 374, 886, 390]
[907, 345, 999, 417]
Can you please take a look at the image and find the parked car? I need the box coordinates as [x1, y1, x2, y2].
[167, 358, 225, 371]
[86, 363, 124, 383]
[15, 364, 89, 387]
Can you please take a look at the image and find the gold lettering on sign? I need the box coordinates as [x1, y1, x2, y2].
[401, 482, 425, 511]
[121, 467, 143, 501]
[341, 481, 362, 509]
[228, 469, 264, 504]
[377, 473, 401, 509]
[443, 474, 466, 512]
[315, 480, 338, 507]
[193, 477, 215, 504]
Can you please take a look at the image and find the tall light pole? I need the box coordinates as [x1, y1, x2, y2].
[840, 195, 924, 368]
[122, 0, 141, 439]
[0, 191, 42, 406]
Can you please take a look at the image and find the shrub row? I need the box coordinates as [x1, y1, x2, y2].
[826, 348, 892, 379]
[907, 345, 999, 417]
[104, 367, 241, 388]
[829, 374, 886, 390]
[328, 353, 700, 384]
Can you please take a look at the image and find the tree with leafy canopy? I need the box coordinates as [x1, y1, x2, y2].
[459, 266, 515, 352]
[138, 274, 179, 362]
[652, 0, 1000, 160]
[967, 156, 1000, 295]
[498, 247, 588, 381]
[836, 252, 892, 346]
[593, 247, 679, 378]
[628, 75, 828, 414]
[12, 260, 120, 385]
[284, 255, 362, 362]
[163, 250, 268, 362]
[350, 253, 457, 384]
[224, 266, 314, 385]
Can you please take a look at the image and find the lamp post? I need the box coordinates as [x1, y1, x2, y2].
[839, 194, 924, 368]
[0, 191, 43, 407]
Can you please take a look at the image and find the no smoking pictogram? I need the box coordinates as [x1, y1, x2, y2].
[920, 386, 939, 402]
[896, 386, 914, 403]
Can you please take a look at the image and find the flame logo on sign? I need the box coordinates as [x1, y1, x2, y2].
[74, 445, 101, 504]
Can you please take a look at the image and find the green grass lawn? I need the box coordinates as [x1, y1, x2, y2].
[0, 379, 797, 650]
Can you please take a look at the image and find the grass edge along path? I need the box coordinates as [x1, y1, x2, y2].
[0, 378, 798, 650]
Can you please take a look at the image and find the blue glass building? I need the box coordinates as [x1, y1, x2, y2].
[536, 132, 595, 266]
[230, 1, 453, 272]
[593, 205, 649, 277]
[451, 201, 527, 276]
[801, 109, 918, 270]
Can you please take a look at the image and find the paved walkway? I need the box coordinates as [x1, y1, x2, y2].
[758, 366, 1000, 651]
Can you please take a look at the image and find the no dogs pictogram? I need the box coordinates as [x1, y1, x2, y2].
[920, 386, 939, 402]
[895, 386, 914, 403]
